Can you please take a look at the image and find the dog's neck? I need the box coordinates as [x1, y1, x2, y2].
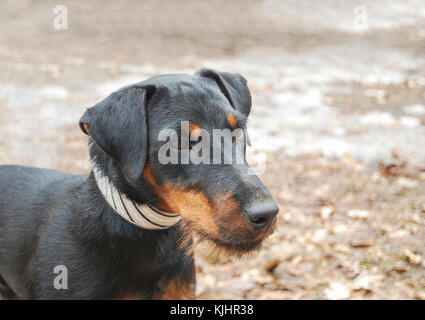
[92, 165, 181, 230]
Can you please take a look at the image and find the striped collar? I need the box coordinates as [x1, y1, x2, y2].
[92, 166, 181, 230]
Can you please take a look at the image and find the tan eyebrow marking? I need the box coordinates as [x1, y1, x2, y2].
[189, 122, 201, 139]
[227, 112, 237, 129]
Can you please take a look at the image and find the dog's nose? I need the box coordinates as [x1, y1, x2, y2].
[244, 202, 279, 229]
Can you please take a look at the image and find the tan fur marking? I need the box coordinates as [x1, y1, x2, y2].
[142, 166, 263, 254]
[213, 193, 254, 235]
[114, 293, 141, 300]
[166, 187, 218, 234]
[227, 112, 237, 128]
[188, 122, 201, 139]
[143, 164, 157, 186]
[143, 165, 250, 241]
[155, 278, 195, 300]
[81, 122, 90, 135]
[143, 166, 215, 229]
[142, 165, 175, 212]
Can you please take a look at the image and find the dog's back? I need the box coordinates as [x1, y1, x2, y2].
[0, 165, 85, 297]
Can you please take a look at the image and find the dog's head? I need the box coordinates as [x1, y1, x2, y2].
[80, 69, 278, 255]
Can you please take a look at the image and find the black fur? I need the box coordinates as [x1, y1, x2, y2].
[0, 69, 277, 299]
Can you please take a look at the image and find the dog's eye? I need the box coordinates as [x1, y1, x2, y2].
[170, 138, 199, 151]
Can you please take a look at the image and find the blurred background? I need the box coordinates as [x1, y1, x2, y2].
[1, 0, 425, 299]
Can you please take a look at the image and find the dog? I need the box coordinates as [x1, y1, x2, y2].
[0, 69, 278, 299]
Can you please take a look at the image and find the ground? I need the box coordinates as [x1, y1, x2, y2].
[1, 0, 425, 299]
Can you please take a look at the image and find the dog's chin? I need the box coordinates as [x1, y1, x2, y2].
[180, 220, 277, 260]
[213, 220, 277, 257]
[193, 230, 272, 260]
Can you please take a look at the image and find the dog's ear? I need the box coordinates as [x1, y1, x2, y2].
[195, 68, 252, 116]
[79, 85, 155, 181]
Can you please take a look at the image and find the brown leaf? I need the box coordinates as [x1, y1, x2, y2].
[264, 258, 282, 274]
[403, 249, 422, 265]
[379, 161, 405, 177]
[350, 239, 372, 248]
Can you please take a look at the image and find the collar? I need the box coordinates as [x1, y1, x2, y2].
[92, 166, 181, 230]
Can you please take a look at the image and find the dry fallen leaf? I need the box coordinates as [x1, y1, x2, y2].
[257, 290, 290, 300]
[375, 89, 388, 104]
[325, 282, 350, 300]
[403, 249, 422, 265]
[353, 271, 370, 290]
[331, 243, 350, 253]
[386, 265, 408, 276]
[411, 213, 421, 223]
[333, 224, 348, 233]
[396, 177, 419, 189]
[348, 209, 370, 219]
[290, 255, 304, 266]
[389, 229, 409, 239]
[241, 269, 274, 285]
[350, 239, 373, 249]
[320, 206, 334, 219]
[311, 229, 327, 243]
[264, 258, 281, 273]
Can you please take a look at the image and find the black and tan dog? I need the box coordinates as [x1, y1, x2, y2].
[0, 69, 278, 299]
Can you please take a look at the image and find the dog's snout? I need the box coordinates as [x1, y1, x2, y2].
[244, 202, 279, 229]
